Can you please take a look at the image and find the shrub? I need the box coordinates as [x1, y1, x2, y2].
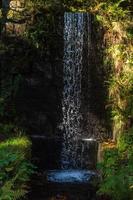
[0, 137, 34, 200]
[98, 128, 133, 200]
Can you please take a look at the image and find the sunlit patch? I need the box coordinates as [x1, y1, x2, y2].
[82, 138, 97, 142]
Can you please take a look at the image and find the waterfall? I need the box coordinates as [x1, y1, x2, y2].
[61, 13, 91, 169]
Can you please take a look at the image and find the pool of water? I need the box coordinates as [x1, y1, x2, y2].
[47, 169, 97, 183]
[28, 169, 98, 200]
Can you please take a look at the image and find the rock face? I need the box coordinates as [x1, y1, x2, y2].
[13, 16, 64, 136]
[0, 1, 64, 137]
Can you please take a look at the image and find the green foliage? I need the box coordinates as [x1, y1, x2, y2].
[118, 127, 133, 153]
[0, 123, 27, 141]
[25, 12, 54, 49]
[0, 123, 16, 136]
[126, 27, 133, 39]
[98, 128, 133, 200]
[25, 0, 64, 50]
[95, 2, 133, 198]
[0, 137, 34, 200]
[92, 0, 133, 137]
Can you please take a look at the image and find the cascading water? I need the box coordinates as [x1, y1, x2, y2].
[29, 13, 102, 200]
[61, 13, 91, 169]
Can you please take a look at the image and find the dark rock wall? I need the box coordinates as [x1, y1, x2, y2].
[14, 16, 64, 136]
[0, 1, 64, 137]
[81, 15, 110, 140]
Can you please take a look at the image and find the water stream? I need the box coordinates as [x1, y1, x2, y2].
[61, 13, 92, 169]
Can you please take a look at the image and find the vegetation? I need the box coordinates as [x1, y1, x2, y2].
[98, 128, 133, 200]
[93, 0, 133, 140]
[0, 136, 34, 199]
[0, 6, 34, 197]
[89, 1, 133, 199]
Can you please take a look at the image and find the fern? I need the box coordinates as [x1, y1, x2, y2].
[0, 180, 27, 200]
[12, 189, 27, 200]
[0, 137, 34, 200]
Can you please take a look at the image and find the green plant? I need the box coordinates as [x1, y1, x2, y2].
[98, 128, 133, 200]
[0, 137, 34, 200]
[93, 0, 133, 138]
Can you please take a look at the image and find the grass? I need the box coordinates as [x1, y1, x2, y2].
[0, 136, 31, 150]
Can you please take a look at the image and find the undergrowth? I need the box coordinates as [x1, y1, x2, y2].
[91, 1, 133, 199]
[0, 136, 34, 200]
[97, 128, 133, 200]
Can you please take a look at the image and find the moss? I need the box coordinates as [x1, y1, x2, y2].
[0, 136, 31, 152]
